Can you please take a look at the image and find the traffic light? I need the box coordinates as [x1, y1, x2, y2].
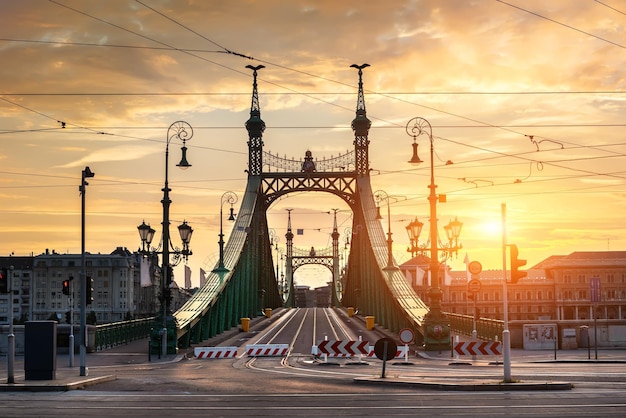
[65, 311, 71, 324]
[86, 276, 93, 305]
[510, 244, 527, 284]
[0, 268, 7, 294]
[62, 279, 71, 295]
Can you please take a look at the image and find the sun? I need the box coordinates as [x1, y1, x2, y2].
[479, 220, 501, 237]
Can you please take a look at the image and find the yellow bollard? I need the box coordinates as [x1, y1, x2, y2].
[347, 307, 355, 317]
[264, 308, 272, 318]
[241, 317, 250, 332]
[366, 316, 375, 331]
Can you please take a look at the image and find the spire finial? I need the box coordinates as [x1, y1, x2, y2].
[350, 63, 370, 112]
[245, 64, 265, 115]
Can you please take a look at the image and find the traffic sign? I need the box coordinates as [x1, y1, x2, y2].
[468, 279, 481, 293]
[468, 260, 482, 275]
[373, 338, 397, 361]
[399, 328, 414, 345]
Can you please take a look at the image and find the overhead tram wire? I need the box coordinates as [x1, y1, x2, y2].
[132, 0, 626, 163]
[496, 0, 626, 51]
[25, 1, 626, 183]
[594, 0, 626, 16]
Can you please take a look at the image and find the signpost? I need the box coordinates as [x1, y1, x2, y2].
[467, 261, 482, 342]
[398, 328, 414, 363]
[590, 277, 601, 360]
[374, 338, 397, 378]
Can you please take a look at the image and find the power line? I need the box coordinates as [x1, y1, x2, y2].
[496, 0, 626, 50]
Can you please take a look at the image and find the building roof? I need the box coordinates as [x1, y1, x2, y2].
[539, 251, 626, 269]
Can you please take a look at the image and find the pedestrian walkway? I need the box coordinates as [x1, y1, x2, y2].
[0, 314, 269, 391]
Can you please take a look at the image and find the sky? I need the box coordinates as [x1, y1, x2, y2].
[1, 0, 626, 289]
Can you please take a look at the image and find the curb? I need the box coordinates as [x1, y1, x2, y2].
[353, 377, 573, 391]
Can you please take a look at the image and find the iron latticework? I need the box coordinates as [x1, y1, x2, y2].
[263, 150, 355, 173]
[350, 64, 371, 176]
[246, 65, 266, 176]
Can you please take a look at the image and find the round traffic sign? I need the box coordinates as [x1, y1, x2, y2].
[399, 328, 414, 345]
[468, 278, 481, 293]
[374, 338, 397, 361]
[468, 260, 482, 275]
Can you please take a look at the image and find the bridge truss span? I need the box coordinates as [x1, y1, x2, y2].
[172, 64, 431, 350]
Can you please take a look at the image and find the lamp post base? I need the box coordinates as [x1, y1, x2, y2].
[150, 312, 178, 356]
[422, 310, 451, 352]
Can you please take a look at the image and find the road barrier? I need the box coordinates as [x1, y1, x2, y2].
[194, 346, 238, 359]
[316, 340, 369, 357]
[246, 344, 289, 357]
[454, 341, 502, 356]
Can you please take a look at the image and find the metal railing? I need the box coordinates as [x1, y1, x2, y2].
[94, 317, 155, 351]
[447, 312, 504, 341]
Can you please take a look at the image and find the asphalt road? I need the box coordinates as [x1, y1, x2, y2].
[2, 308, 626, 417]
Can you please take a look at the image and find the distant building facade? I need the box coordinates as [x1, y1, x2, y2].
[0, 257, 34, 325]
[0, 247, 192, 326]
[400, 251, 626, 322]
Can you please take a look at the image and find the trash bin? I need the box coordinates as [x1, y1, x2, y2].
[264, 308, 272, 318]
[366, 316, 375, 331]
[24, 321, 57, 380]
[347, 307, 354, 317]
[241, 317, 250, 332]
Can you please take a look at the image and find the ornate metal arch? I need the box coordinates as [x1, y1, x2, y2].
[261, 172, 358, 208]
[291, 255, 335, 274]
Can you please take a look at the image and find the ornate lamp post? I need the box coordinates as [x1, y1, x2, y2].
[374, 190, 402, 270]
[405, 116, 462, 351]
[213, 191, 237, 273]
[137, 121, 194, 357]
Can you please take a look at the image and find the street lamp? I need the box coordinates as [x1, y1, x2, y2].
[405, 116, 462, 351]
[137, 121, 194, 357]
[79, 165, 94, 376]
[213, 191, 237, 273]
[374, 190, 402, 269]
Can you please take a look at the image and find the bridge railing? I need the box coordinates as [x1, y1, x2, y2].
[447, 313, 504, 341]
[94, 317, 154, 351]
[263, 150, 355, 172]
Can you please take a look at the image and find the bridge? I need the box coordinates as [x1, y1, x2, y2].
[173, 64, 430, 351]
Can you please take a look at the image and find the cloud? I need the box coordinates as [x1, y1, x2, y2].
[55, 143, 159, 168]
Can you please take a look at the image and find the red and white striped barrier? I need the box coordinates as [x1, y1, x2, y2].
[194, 346, 238, 359]
[316, 340, 369, 357]
[366, 344, 409, 359]
[454, 341, 502, 356]
[246, 344, 289, 357]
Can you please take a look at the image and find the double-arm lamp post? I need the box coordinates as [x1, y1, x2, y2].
[405, 116, 463, 351]
[137, 121, 194, 357]
[213, 191, 237, 273]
